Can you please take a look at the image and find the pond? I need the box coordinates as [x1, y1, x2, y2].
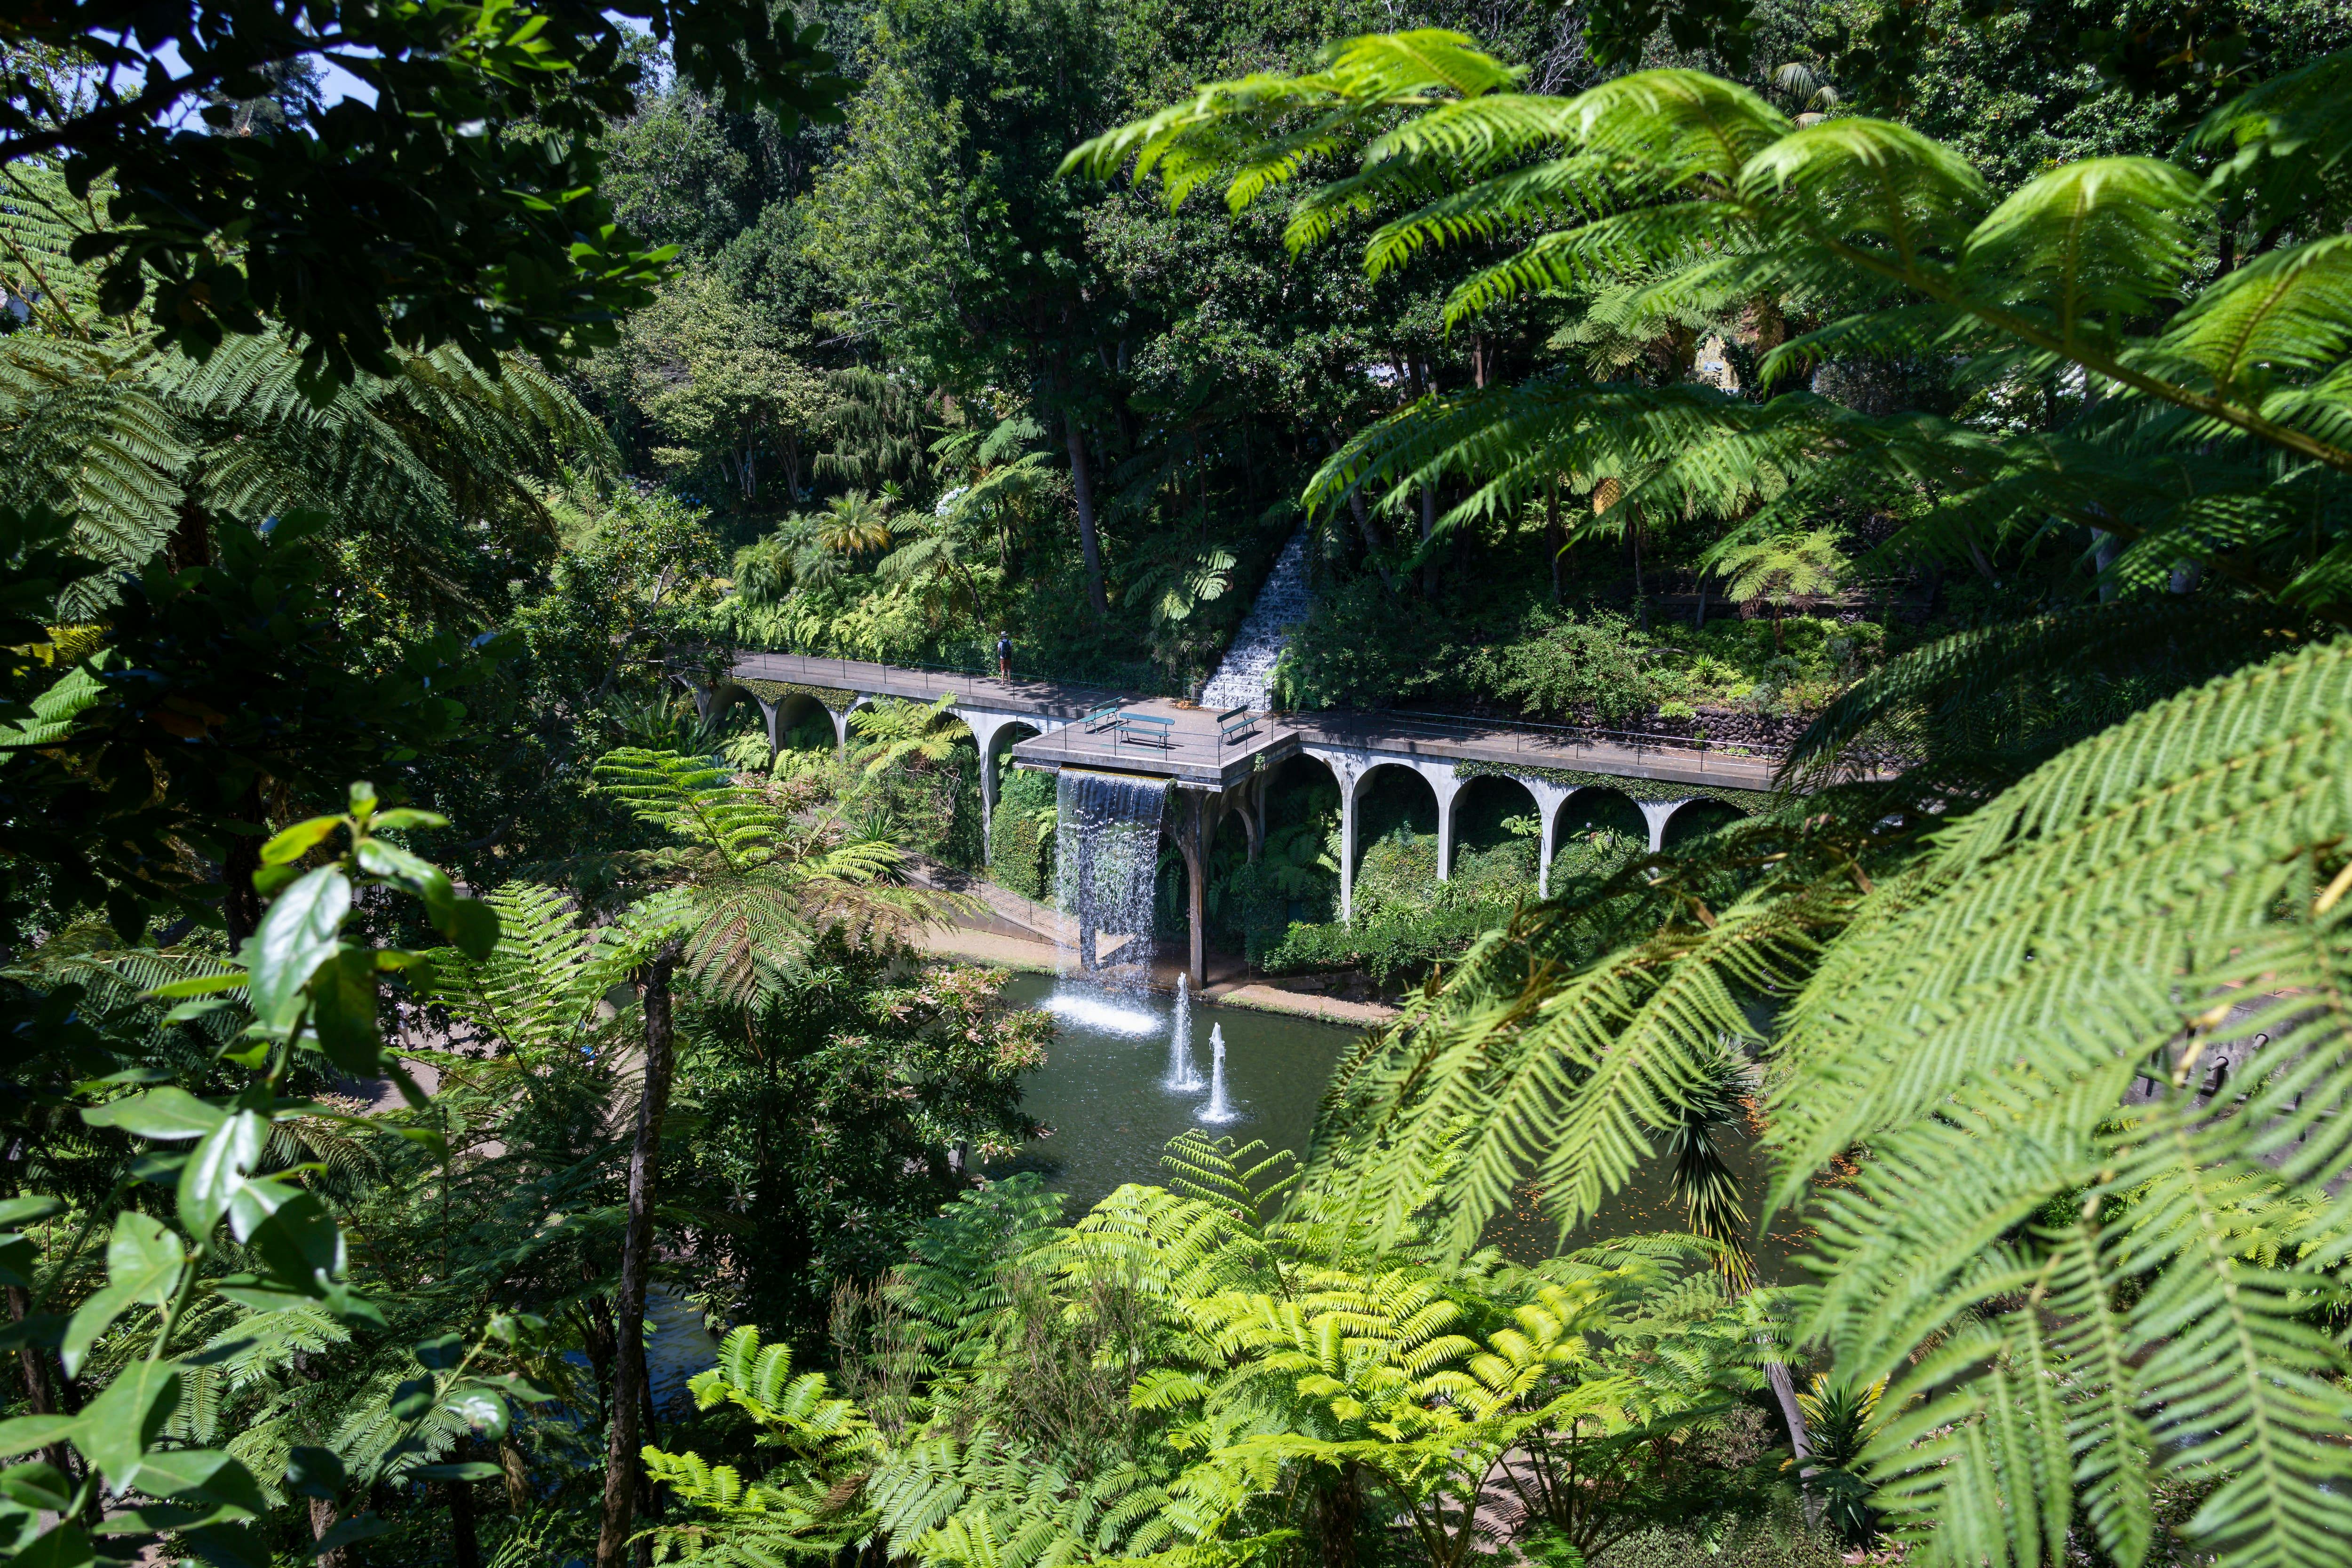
[986, 973, 1352, 1207]
[986, 972, 1807, 1279]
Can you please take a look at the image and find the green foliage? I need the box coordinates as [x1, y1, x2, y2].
[0, 0, 848, 383]
[640, 1328, 881, 1565]
[987, 767, 1059, 902]
[0, 785, 525, 1568]
[671, 952, 1051, 1342]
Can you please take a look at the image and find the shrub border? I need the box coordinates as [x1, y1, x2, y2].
[1453, 758, 1777, 812]
[738, 677, 859, 710]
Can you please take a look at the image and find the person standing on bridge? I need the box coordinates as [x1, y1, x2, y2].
[996, 632, 1012, 681]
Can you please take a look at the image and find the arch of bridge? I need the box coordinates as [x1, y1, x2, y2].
[1295, 745, 1731, 920]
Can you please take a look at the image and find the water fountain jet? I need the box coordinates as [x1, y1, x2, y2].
[1198, 1023, 1236, 1123]
[1165, 974, 1202, 1091]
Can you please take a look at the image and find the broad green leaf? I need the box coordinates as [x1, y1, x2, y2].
[243, 1189, 345, 1298]
[71, 1356, 179, 1490]
[389, 1377, 435, 1419]
[442, 1388, 508, 1437]
[132, 1447, 268, 1515]
[0, 1461, 72, 1513]
[61, 1212, 184, 1376]
[179, 1520, 272, 1568]
[147, 970, 247, 1000]
[0, 1234, 34, 1288]
[369, 807, 448, 830]
[413, 1332, 464, 1369]
[445, 895, 501, 961]
[304, 947, 381, 1075]
[309, 1514, 391, 1555]
[258, 815, 342, 868]
[81, 1086, 224, 1141]
[347, 780, 378, 816]
[244, 866, 350, 1029]
[0, 1196, 63, 1228]
[8, 1522, 93, 1568]
[284, 1445, 345, 1499]
[411, 1461, 502, 1481]
[356, 838, 454, 924]
[177, 1111, 266, 1241]
[0, 1414, 83, 1459]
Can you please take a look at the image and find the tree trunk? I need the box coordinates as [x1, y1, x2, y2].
[167, 489, 209, 574]
[1546, 478, 1564, 604]
[500, 1434, 533, 1513]
[1332, 433, 1393, 592]
[1317, 1462, 1360, 1568]
[1419, 483, 1438, 599]
[1065, 413, 1108, 619]
[222, 778, 265, 956]
[7, 1284, 77, 1486]
[596, 941, 682, 1568]
[1764, 1359, 1823, 1529]
[448, 1462, 484, 1568]
[310, 1497, 348, 1568]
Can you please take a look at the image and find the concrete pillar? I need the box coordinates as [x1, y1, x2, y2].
[1428, 764, 1465, 883]
[1528, 781, 1573, 898]
[1174, 789, 1214, 990]
[1340, 774, 1358, 925]
[756, 697, 782, 768]
[1240, 773, 1264, 865]
[953, 707, 1021, 868]
[1638, 798, 1694, 853]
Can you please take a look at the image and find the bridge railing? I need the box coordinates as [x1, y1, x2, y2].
[731, 647, 1177, 700]
[1286, 706, 1792, 775]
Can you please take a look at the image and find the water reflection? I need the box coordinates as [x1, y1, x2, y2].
[991, 972, 1806, 1280]
[990, 973, 1350, 1208]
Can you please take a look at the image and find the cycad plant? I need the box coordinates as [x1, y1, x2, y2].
[1072, 33, 2352, 1568]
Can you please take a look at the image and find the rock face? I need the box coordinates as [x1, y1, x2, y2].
[1201, 530, 1313, 710]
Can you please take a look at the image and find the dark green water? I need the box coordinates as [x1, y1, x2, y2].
[987, 973, 1352, 1207]
[988, 972, 1802, 1277]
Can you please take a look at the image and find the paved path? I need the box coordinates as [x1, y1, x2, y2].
[731, 651, 1111, 720]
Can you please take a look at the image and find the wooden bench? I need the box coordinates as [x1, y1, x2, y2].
[1119, 712, 1174, 749]
[1081, 702, 1124, 734]
[1216, 706, 1256, 743]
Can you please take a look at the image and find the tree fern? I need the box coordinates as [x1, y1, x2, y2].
[1076, 37, 2352, 613]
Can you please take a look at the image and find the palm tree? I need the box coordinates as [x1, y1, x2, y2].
[810, 489, 895, 558]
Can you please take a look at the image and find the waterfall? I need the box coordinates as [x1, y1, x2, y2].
[1198, 1023, 1236, 1123]
[1053, 768, 1169, 992]
[1164, 973, 1202, 1091]
[1200, 528, 1314, 711]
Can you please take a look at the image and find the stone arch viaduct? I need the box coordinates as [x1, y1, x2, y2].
[719, 652, 1785, 987]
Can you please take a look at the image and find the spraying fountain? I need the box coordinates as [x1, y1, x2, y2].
[1198, 1022, 1236, 1123]
[1164, 974, 1202, 1091]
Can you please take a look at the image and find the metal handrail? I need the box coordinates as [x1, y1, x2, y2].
[730, 645, 1169, 700]
[1284, 705, 1791, 773]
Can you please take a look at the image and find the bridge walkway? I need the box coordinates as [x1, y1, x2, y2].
[722, 651, 1794, 988]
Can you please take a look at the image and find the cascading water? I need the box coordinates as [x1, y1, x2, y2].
[1198, 1023, 1236, 1123]
[1044, 769, 1169, 1031]
[1164, 973, 1202, 1091]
